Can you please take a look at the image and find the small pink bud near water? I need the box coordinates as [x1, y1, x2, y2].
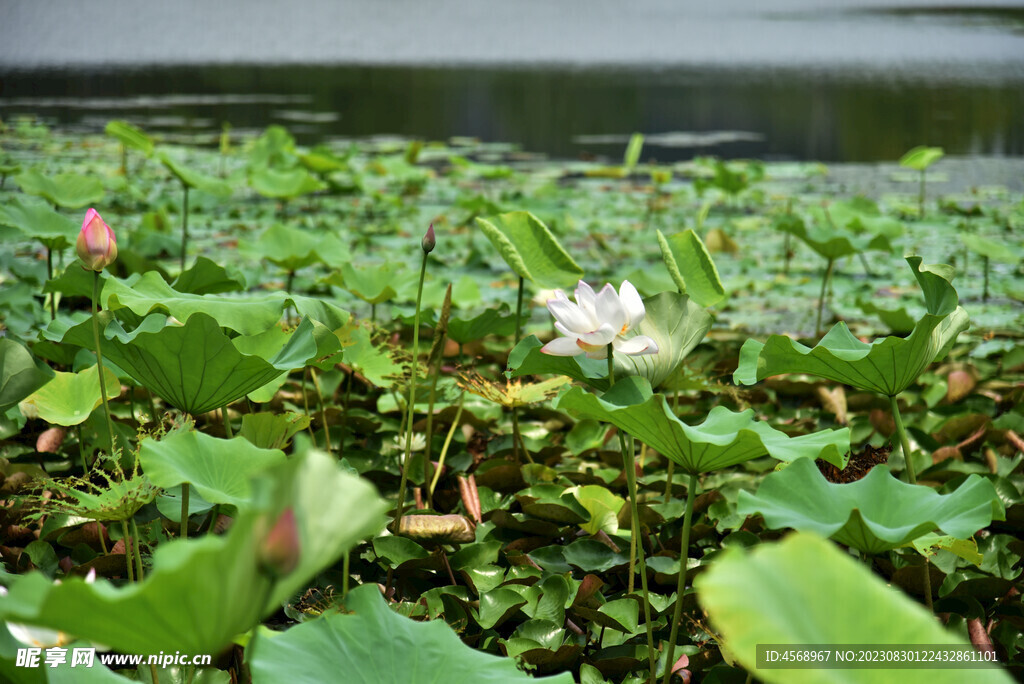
[421, 223, 436, 254]
[76, 208, 117, 271]
[259, 508, 300, 578]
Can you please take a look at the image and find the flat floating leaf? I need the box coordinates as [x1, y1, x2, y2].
[696, 532, 1014, 684]
[657, 229, 726, 307]
[555, 376, 850, 474]
[0, 196, 79, 250]
[738, 459, 1005, 554]
[14, 169, 105, 209]
[19, 365, 120, 426]
[475, 211, 583, 290]
[250, 583, 573, 684]
[734, 257, 970, 396]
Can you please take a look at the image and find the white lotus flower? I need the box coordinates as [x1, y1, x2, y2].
[541, 280, 659, 360]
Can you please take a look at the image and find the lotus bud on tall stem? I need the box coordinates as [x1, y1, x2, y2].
[79, 209, 118, 463]
[393, 224, 434, 534]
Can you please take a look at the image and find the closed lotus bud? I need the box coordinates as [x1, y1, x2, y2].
[421, 223, 436, 254]
[76, 208, 117, 271]
[259, 508, 300, 578]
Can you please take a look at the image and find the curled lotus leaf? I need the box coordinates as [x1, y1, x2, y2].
[554, 376, 851, 474]
[734, 256, 970, 396]
[475, 211, 583, 290]
[737, 458, 1006, 555]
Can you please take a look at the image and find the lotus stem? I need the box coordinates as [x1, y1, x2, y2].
[180, 183, 189, 272]
[150, 663, 160, 684]
[130, 517, 145, 580]
[222, 405, 233, 439]
[310, 369, 330, 453]
[607, 344, 656, 684]
[514, 275, 525, 343]
[46, 247, 55, 320]
[423, 344, 445, 506]
[663, 472, 698, 684]
[180, 483, 192, 539]
[98, 522, 108, 555]
[918, 169, 926, 218]
[664, 389, 682, 503]
[815, 258, 835, 338]
[302, 368, 317, 448]
[429, 392, 464, 501]
[922, 559, 934, 612]
[120, 519, 135, 583]
[890, 395, 917, 485]
[342, 552, 351, 598]
[392, 248, 429, 533]
[91, 271, 116, 461]
[982, 256, 990, 302]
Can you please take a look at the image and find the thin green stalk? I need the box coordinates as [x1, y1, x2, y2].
[663, 472, 698, 684]
[983, 255, 990, 302]
[514, 275, 525, 343]
[392, 249, 429, 533]
[47, 247, 55, 320]
[815, 258, 835, 338]
[429, 393, 464, 500]
[342, 552, 351, 598]
[91, 271, 116, 461]
[310, 368, 331, 453]
[890, 395, 916, 484]
[922, 559, 934, 612]
[120, 519, 135, 583]
[149, 663, 160, 684]
[223, 405, 233, 439]
[130, 517, 145, 581]
[180, 183, 189, 272]
[664, 390, 682, 502]
[302, 368, 317, 448]
[339, 371, 354, 458]
[423, 348, 445, 506]
[181, 484, 190, 540]
[607, 345, 656, 684]
[98, 522, 109, 555]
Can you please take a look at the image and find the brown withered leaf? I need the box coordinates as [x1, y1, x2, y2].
[815, 385, 847, 425]
[817, 443, 891, 483]
[392, 513, 476, 545]
[36, 427, 67, 453]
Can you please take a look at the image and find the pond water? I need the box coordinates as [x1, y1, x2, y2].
[2, 1, 1023, 162]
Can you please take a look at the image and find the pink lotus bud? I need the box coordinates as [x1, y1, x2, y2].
[421, 223, 436, 254]
[259, 508, 300, 578]
[76, 208, 117, 271]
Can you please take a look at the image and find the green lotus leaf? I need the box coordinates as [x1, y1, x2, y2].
[0, 339, 55, 413]
[139, 430, 287, 510]
[475, 211, 583, 289]
[571, 485, 625, 535]
[507, 335, 609, 391]
[239, 412, 310, 450]
[249, 583, 573, 684]
[99, 271, 348, 336]
[554, 376, 850, 474]
[738, 458, 1005, 554]
[172, 256, 247, 294]
[695, 532, 1014, 684]
[50, 312, 339, 415]
[14, 169, 105, 210]
[0, 196, 79, 250]
[900, 145, 945, 171]
[158, 152, 232, 197]
[105, 120, 155, 157]
[0, 449, 388, 655]
[448, 306, 517, 345]
[656, 228, 726, 307]
[249, 166, 326, 199]
[960, 233, 1021, 264]
[774, 211, 889, 261]
[856, 298, 917, 334]
[325, 261, 401, 305]
[18, 364, 120, 426]
[248, 224, 349, 272]
[734, 257, 970, 396]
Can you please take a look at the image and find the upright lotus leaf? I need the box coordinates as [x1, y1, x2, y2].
[509, 292, 711, 389]
[656, 229, 726, 307]
[158, 151, 232, 197]
[249, 166, 326, 200]
[960, 233, 1021, 264]
[99, 271, 349, 336]
[734, 257, 970, 396]
[0, 339, 54, 413]
[774, 211, 887, 261]
[172, 256, 247, 295]
[555, 376, 851, 473]
[326, 261, 401, 305]
[737, 458, 1005, 554]
[475, 211, 583, 289]
[0, 196, 79, 250]
[448, 306, 518, 345]
[0, 450, 388, 655]
[139, 430, 287, 510]
[249, 224, 349, 273]
[105, 120, 154, 157]
[14, 169, 104, 209]
[696, 533, 1014, 684]
[18, 365, 120, 426]
[249, 583, 573, 684]
[900, 145, 945, 171]
[51, 312, 338, 415]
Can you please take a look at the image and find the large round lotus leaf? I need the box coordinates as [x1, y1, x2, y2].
[737, 458, 1005, 555]
[734, 257, 970, 396]
[249, 583, 573, 684]
[696, 532, 1014, 684]
[14, 169, 104, 209]
[139, 430, 287, 510]
[656, 228, 726, 307]
[158, 152, 232, 197]
[475, 211, 583, 290]
[0, 339, 55, 413]
[0, 196, 79, 250]
[0, 450, 387, 656]
[249, 166, 326, 199]
[247, 223, 349, 272]
[18, 364, 120, 426]
[49, 312, 339, 415]
[554, 376, 851, 474]
[325, 261, 401, 305]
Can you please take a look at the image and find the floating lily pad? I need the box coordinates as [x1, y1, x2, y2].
[555, 376, 850, 473]
[695, 532, 1013, 684]
[249, 224, 349, 272]
[14, 169, 105, 209]
[737, 458, 1005, 554]
[475, 211, 583, 290]
[19, 365, 120, 426]
[0, 196, 79, 250]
